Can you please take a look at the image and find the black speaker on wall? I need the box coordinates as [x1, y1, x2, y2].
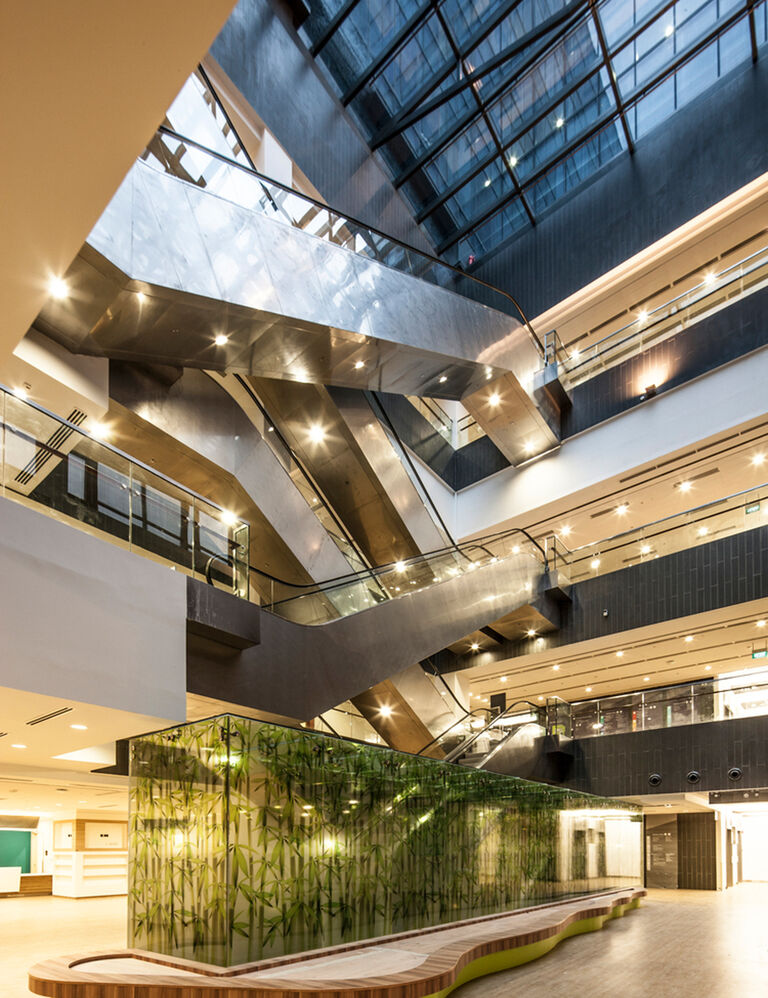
[728, 767, 743, 782]
[686, 770, 701, 784]
[648, 772, 662, 787]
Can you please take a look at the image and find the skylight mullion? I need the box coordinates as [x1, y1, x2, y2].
[311, 0, 367, 56]
[589, 0, 634, 151]
[341, 1, 437, 105]
[438, 2, 755, 254]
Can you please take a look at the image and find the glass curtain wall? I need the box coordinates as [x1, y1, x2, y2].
[129, 715, 641, 965]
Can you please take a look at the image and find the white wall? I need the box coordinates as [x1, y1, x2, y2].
[0, 498, 187, 720]
[740, 814, 768, 881]
[417, 346, 768, 541]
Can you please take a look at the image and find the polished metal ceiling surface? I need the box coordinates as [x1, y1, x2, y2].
[302, 0, 766, 265]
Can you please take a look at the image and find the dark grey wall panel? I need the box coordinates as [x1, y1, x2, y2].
[564, 290, 768, 437]
[561, 713, 768, 797]
[475, 60, 768, 318]
[211, 0, 433, 251]
[433, 524, 768, 674]
[677, 813, 717, 891]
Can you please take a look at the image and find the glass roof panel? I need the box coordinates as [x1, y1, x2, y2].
[302, 0, 766, 264]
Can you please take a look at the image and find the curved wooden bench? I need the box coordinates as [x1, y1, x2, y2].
[29, 887, 645, 998]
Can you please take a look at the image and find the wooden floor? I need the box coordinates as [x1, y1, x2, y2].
[4, 885, 768, 998]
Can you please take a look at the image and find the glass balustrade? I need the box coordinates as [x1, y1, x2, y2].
[549, 483, 768, 585]
[572, 668, 768, 739]
[0, 388, 249, 597]
[548, 240, 768, 386]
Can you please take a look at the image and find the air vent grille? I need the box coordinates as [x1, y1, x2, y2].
[27, 707, 73, 726]
[14, 408, 86, 486]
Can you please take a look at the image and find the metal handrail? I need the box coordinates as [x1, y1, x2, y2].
[153, 124, 545, 357]
[415, 708, 492, 756]
[255, 524, 548, 605]
[0, 384, 235, 518]
[443, 699, 543, 763]
[558, 479, 768, 563]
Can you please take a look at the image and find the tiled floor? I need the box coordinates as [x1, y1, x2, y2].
[0, 895, 125, 998]
[453, 885, 768, 998]
[4, 886, 768, 998]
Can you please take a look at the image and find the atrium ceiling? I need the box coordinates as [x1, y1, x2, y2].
[301, 0, 766, 265]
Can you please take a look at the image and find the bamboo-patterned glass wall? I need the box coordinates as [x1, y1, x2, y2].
[129, 716, 642, 965]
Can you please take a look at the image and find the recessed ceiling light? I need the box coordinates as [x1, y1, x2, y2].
[489, 391, 500, 406]
[48, 276, 69, 300]
[395, 560, 406, 573]
[553, 665, 560, 671]
[555, 116, 564, 128]
[703, 271, 716, 286]
[698, 526, 708, 536]
[684, 635, 694, 643]
[214, 334, 228, 346]
[644, 676, 650, 682]
[616, 650, 624, 658]
[483, 178, 491, 188]
[616, 503, 628, 515]
[509, 155, 518, 167]
[379, 705, 393, 717]
[308, 424, 326, 443]
[570, 348, 580, 361]
[70, 724, 88, 731]
[526, 629, 536, 637]
[560, 525, 572, 537]
[470, 642, 480, 651]
[752, 454, 765, 466]
[591, 558, 601, 570]
[679, 481, 692, 492]
[705, 665, 711, 671]
[439, 375, 448, 383]
[220, 510, 238, 527]
[135, 291, 146, 303]
[354, 360, 365, 370]
[757, 620, 766, 628]
[538, 695, 544, 701]
[523, 441, 535, 454]
[637, 309, 649, 324]
[640, 544, 651, 555]
[585, 687, 592, 693]
[12, 385, 28, 400]
[11, 744, 26, 749]
[512, 545, 520, 555]
[90, 422, 110, 441]
[500, 676, 507, 682]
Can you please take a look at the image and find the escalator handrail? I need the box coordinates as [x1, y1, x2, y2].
[415, 708, 492, 756]
[248, 523, 548, 605]
[474, 717, 546, 771]
[443, 699, 543, 763]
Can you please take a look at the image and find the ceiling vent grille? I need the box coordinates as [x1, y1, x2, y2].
[14, 408, 86, 486]
[26, 707, 73, 726]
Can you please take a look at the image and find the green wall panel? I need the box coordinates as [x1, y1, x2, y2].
[129, 715, 642, 966]
[0, 830, 31, 874]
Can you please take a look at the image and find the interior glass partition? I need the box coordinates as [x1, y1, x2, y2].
[129, 715, 642, 966]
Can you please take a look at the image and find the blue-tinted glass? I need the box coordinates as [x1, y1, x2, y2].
[631, 76, 675, 138]
[371, 12, 453, 108]
[487, 20, 600, 146]
[527, 124, 623, 213]
[444, 159, 514, 225]
[399, 78, 475, 158]
[513, 73, 616, 182]
[458, 198, 528, 258]
[338, 0, 424, 71]
[717, 13, 751, 77]
[425, 118, 496, 189]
